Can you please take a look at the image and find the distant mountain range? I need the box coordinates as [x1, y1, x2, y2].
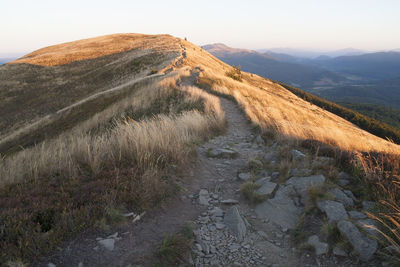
[202, 43, 347, 88]
[257, 47, 366, 58]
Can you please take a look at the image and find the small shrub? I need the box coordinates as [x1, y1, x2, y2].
[225, 65, 242, 82]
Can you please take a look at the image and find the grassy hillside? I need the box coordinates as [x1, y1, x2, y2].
[277, 82, 400, 144]
[1, 33, 400, 263]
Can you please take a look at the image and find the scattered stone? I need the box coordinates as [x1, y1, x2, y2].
[349, 211, 367, 220]
[337, 220, 377, 261]
[317, 200, 348, 222]
[333, 246, 347, 257]
[329, 188, 354, 206]
[215, 223, 225, 230]
[238, 172, 251, 181]
[221, 199, 239, 205]
[224, 206, 247, 241]
[199, 189, 210, 206]
[291, 149, 306, 160]
[290, 168, 312, 177]
[98, 238, 115, 251]
[255, 185, 302, 229]
[208, 148, 238, 159]
[362, 201, 376, 211]
[286, 174, 326, 204]
[47, 263, 56, 267]
[255, 181, 277, 198]
[307, 235, 328, 255]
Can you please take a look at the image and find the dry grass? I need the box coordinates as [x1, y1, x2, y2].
[8, 33, 181, 66]
[0, 67, 225, 262]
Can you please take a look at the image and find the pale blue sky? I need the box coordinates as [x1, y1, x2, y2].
[1, 0, 399, 55]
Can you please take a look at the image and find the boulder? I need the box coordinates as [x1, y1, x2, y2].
[317, 200, 348, 222]
[286, 174, 326, 204]
[224, 206, 247, 241]
[255, 181, 277, 198]
[198, 189, 209, 205]
[329, 188, 354, 206]
[270, 172, 280, 181]
[255, 185, 302, 229]
[291, 149, 306, 160]
[337, 220, 377, 261]
[343, 190, 356, 200]
[263, 151, 278, 162]
[209, 207, 224, 217]
[307, 235, 328, 255]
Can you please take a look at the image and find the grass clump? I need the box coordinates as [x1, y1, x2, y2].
[240, 182, 264, 204]
[156, 223, 194, 266]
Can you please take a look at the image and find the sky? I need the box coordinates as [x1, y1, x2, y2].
[1, 0, 400, 56]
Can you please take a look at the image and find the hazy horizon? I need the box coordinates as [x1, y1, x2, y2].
[2, 0, 400, 55]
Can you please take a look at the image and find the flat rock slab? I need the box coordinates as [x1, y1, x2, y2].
[98, 238, 115, 251]
[208, 148, 238, 159]
[329, 188, 354, 206]
[286, 174, 326, 203]
[317, 200, 348, 222]
[307, 235, 328, 255]
[256, 181, 277, 197]
[255, 185, 302, 229]
[337, 220, 377, 261]
[224, 206, 247, 241]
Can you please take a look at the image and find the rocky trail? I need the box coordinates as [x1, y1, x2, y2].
[38, 71, 383, 267]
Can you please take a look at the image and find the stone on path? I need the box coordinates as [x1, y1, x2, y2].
[307, 235, 328, 255]
[291, 149, 306, 160]
[286, 174, 326, 204]
[255, 185, 302, 229]
[238, 172, 251, 181]
[333, 246, 347, 257]
[255, 181, 277, 198]
[349, 211, 367, 220]
[221, 199, 239, 205]
[317, 200, 348, 222]
[224, 206, 247, 241]
[98, 238, 115, 251]
[208, 148, 238, 159]
[329, 188, 354, 206]
[198, 189, 210, 205]
[337, 220, 377, 261]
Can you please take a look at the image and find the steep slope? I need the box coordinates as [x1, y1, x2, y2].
[203, 43, 347, 88]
